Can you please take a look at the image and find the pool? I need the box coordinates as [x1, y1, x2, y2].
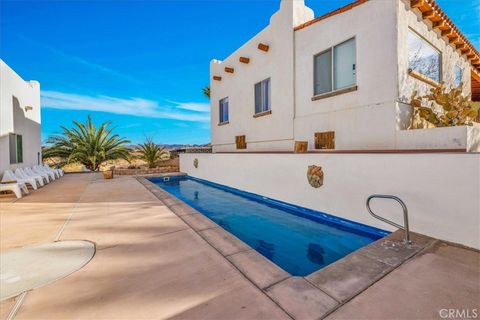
[149, 176, 388, 276]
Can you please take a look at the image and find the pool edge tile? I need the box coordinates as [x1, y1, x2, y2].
[265, 277, 339, 320]
[169, 204, 199, 217]
[356, 231, 436, 267]
[305, 252, 393, 302]
[199, 227, 251, 257]
[227, 250, 291, 290]
[181, 214, 218, 231]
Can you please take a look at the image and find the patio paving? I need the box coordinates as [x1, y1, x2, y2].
[1, 173, 288, 320]
[325, 241, 480, 320]
[0, 173, 478, 320]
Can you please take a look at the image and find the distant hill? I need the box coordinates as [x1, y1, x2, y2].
[127, 143, 211, 150]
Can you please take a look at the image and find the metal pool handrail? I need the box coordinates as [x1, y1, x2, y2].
[366, 194, 411, 244]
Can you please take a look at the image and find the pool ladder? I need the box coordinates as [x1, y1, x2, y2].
[366, 195, 411, 244]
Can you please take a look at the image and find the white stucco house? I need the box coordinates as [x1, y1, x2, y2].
[0, 60, 42, 174]
[181, 0, 480, 249]
[209, 0, 480, 152]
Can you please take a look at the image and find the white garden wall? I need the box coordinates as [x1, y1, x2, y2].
[395, 125, 480, 152]
[180, 153, 480, 249]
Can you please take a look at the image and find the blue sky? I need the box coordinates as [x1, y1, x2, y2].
[1, 0, 479, 145]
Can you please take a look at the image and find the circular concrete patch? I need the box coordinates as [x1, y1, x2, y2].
[0, 240, 95, 301]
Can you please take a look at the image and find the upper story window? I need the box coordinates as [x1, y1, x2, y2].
[219, 97, 229, 124]
[408, 30, 441, 83]
[9, 133, 23, 164]
[454, 65, 463, 87]
[314, 38, 356, 96]
[254, 78, 271, 115]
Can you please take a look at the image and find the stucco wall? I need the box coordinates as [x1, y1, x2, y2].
[0, 60, 41, 173]
[397, 0, 472, 101]
[294, 0, 399, 150]
[209, 0, 477, 153]
[395, 125, 480, 151]
[210, 1, 313, 153]
[180, 153, 480, 249]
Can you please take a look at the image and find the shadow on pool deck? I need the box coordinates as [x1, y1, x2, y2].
[0, 173, 478, 320]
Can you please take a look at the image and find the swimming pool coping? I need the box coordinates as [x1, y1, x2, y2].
[137, 174, 437, 319]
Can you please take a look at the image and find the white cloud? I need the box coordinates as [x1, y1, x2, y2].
[166, 100, 210, 112]
[19, 36, 141, 84]
[41, 91, 210, 122]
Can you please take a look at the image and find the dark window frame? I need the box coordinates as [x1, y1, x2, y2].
[313, 37, 357, 96]
[407, 28, 442, 84]
[219, 97, 229, 124]
[9, 133, 23, 164]
[254, 78, 271, 115]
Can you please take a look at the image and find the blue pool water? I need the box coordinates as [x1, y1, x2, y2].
[150, 176, 387, 276]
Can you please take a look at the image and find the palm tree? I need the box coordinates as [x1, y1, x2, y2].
[136, 139, 170, 168]
[43, 116, 130, 171]
[202, 86, 210, 99]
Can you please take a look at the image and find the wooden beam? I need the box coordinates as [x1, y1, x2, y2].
[448, 35, 459, 43]
[472, 69, 480, 82]
[455, 43, 466, 50]
[410, 0, 424, 8]
[422, 10, 435, 20]
[441, 29, 453, 37]
[224, 67, 234, 74]
[432, 20, 446, 29]
[466, 53, 475, 59]
[235, 135, 247, 150]
[461, 48, 471, 55]
[258, 43, 269, 52]
[294, 141, 308, 153]
[213, 76, 222, 81]
[408, 69, 440, 88]
[239, 57, 250, 64]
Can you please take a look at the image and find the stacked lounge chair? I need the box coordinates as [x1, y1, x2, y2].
[0, 182, 29, 198]
[15, 168, 45, 187]
[0, 164, 64, 199]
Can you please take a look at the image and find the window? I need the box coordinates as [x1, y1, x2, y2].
[314, 38, 356, 96]
[408, 30, 441, 83]
[219, 97, 229, 124]
[254, 78, 271, 114]
[454, 65, 463, 87]
[9, 133, 23, 164]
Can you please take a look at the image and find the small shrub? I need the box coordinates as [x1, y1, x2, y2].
[410, 83, 480, 129]
[136, 139, 170, 168]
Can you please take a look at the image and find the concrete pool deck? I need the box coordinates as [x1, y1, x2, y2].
[0, 173, 478, 319]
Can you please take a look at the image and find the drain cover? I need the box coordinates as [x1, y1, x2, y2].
[0, 240, 95, 300]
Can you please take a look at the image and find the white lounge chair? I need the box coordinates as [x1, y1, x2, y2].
[24, 167, 50, 184]
[49, 164, 64, 177]
[1, 170, 38, 190]
[43, 164, 63, 178]
[41, 165, 59, 179]
[0, 182, 29, 198]
[16, 168, 45, 187]
[33, 165, 56, 181]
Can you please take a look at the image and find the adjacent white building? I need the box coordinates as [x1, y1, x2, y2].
[210, 0, 480, 152]
[0, 60, 42, 174]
